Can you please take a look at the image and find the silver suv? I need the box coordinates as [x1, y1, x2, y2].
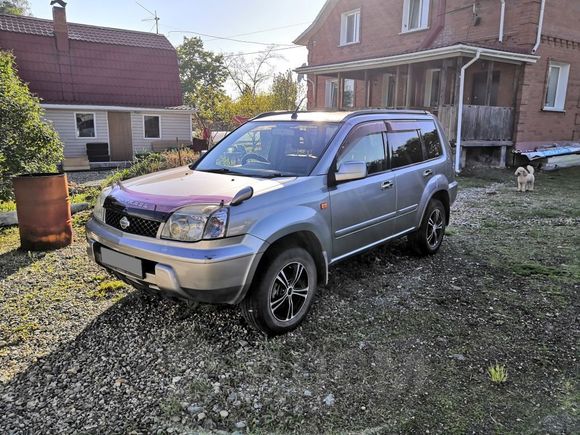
[86, 110, 457, 335]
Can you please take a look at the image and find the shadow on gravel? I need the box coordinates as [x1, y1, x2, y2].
[1, 238, 577, 434]
[0, 249, 40, 282]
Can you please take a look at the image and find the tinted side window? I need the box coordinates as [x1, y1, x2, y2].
[387, 129, 423, 168]
[337, 122, 388, 175]
[417, 121, 443, 159]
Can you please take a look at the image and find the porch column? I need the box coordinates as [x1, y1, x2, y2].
[484, 61, 495, 106]
[394, 66, 400, 109]
[405, 64, 413, 108]
[364, 71, 371, 107]
[338, 72, 344, 110]
[313, 75, 319, 109]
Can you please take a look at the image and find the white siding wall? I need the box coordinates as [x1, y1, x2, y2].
[130, 112, 192, 154]
[43, 109, 109, 158]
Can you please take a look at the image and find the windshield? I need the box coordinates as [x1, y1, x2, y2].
[194, 121, 340, 177]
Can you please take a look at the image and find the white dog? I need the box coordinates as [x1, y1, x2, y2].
[514, 165, 535, 192]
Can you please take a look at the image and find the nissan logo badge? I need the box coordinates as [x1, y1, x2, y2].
[119, 216, 130, 230]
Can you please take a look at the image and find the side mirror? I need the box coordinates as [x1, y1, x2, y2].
[335, 161, 367, 182]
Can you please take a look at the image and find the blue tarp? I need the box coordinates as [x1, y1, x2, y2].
[520, 144, 580, 160]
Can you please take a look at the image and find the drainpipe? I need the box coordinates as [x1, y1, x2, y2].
[531, 0, 546, 54]
[499, 0, 505, 42]
[455, 49, 482, 174]
[419, 0, 446, 49]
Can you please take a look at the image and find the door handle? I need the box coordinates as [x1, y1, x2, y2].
[423, 169, 433, 177]
[381, 180, 394, 190]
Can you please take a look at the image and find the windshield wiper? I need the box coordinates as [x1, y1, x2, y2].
[256, 172, 296, 179]
[197, 168, 250, 176]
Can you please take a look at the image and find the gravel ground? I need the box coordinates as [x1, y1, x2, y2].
[0, 168, 578, 434]
[66, 170, 114, 187]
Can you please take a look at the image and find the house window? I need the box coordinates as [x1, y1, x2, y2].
[325, 80, 338, 108]
[424, 69, 441, 107]
[544, 62, 570, 111]
[382, 74, 396, 108]
[75, 113, 96, 138]
[340, 9, 360, 45]
[402, 0, 430, 32]
[144, 115, 160, 138]
[343, 79, 355, 108]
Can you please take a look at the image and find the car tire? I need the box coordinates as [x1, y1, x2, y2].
[240, 246, 317, 336]
[409, 199, 446, 256]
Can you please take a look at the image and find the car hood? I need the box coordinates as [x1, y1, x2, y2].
[107, 166, 293, 213]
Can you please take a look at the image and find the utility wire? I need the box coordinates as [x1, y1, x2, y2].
[166, 28, 295, 47]
[204, 22, 310, 42]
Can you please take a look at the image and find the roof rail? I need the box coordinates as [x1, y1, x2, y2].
[342, 108, 429, 121]
[250, 111, 295, 120]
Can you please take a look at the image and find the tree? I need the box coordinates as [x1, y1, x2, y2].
[0, 0, 31, 15]
[225, 47, 281, 97]
[0, 51, 63, 200]
[176, 37, 228, 121]
[270, 70, 298, 110]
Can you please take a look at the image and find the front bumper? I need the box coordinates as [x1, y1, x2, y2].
[86, 218, 266, 304]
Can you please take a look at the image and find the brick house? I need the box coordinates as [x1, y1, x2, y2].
[0, 5, 194, 167]
[295, 0, 580, 168]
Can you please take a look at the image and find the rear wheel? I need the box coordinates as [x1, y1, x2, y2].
[241, 246, 317, 336]
[409, 199, 446, 256]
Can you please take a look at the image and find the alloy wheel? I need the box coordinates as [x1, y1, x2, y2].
[269, 261, 309, 322]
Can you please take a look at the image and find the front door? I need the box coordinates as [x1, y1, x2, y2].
[329, 121, 397, 261]
[108, 112, 133, 161]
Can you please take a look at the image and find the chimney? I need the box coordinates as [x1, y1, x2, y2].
[52, 5, 69, 52]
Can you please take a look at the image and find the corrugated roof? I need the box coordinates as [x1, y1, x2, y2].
[0, 13, 174, 50]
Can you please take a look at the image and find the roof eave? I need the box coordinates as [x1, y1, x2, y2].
[294, 44, 540, 75]
[293, 0, 337, 46]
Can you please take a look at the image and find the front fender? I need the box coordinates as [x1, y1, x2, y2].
[249, 206, 331, 252]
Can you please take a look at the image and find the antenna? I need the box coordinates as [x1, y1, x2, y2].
[136, 1, 160, 34]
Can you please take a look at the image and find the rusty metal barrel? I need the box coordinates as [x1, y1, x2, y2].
[12, 173, 73, 251]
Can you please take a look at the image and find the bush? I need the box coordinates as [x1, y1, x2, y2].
[104, 149, 199, 186]
[0, 51, 63, 201]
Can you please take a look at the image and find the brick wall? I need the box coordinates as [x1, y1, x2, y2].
[304, 0, 544, 68]
[515, 38, 580, 149]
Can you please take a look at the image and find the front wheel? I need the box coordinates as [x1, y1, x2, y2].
[409, 199, 446, 256]
[241, 247, 317, 336]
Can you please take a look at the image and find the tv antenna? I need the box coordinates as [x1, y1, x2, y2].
[136, 1, 160, 34]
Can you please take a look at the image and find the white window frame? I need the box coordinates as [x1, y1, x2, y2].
[143, 114, 161, 139]
[340, 8, 361, 46]
[74, 112, 97, 138]
[401, 0, 430, 33]
[424, 68, 441, 107]
[343, 79, 356, 108]
[382, 73, 396, 107]
[325, 79, 338, 108]
[543, 61, 570, 112]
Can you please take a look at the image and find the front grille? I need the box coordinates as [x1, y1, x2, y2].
[105, 209, 161, 238]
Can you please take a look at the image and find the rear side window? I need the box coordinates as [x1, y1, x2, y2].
[337, 122, 388, 175]
[417, 121, 443, 159]
[387, 124, 423, 168]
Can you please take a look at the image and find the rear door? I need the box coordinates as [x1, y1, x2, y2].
[329, 121, 397, 260]
[386, 120, 442, 234]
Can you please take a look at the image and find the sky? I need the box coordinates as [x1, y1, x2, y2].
[27, 0, 326, 96]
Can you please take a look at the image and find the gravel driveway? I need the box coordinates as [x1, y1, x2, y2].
[0, 168, 578, 434]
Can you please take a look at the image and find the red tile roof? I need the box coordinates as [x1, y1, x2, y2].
[0, 13, 174, 50]
[0, 13, 182, 107]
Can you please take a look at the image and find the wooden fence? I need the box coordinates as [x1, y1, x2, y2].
[438, 105, 514, 142]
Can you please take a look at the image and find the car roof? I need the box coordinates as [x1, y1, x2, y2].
[252, 109, 432, 123]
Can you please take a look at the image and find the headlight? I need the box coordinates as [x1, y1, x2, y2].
[93, 187, 111, 223]
[161, 205, 229, 242]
